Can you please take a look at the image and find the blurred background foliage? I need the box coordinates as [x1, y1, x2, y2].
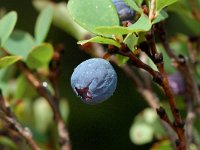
[0, 0, 200, 150]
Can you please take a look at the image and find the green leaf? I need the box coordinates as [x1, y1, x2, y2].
[95, 13, 151, 35]
[33, 1, 89, 40]
[0, 56, 21, 69]
[156, 0, 178, 12]
[152, 10, 168, 24]
[128, 13, 152, 31]
[96, 26, 130, 35]
[67, 0, 119, 34]
[15, 75, 37, 99]
[35, 6, 53, 44]
[26, 43, 53, 69]
[4, 30, 35, 60]
[0, 11, 17, 47]
[0, 66, 17, 97]
[123, 33, 139, 51]
[78, 36, 120, 48]
[129, 123, 154, 145]
[124, 0, 142, 13]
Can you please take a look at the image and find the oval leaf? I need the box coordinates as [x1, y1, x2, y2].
[35, 6, 53, 44]
[128, 13, 152, 31]
[0, 11, 17, 47]
[67, 0, 120, 34]
[0, 56, 21, 69]
[4, 30, 35, 60]
[123, 33, 139, 51]
[95, 13, 152, 35]
[26, 43, 53, 69]
[78, 36, 120, 48]
[15, 75, 37, 99]
[33, 1, 89, 40]
[96, 26, 130, 35]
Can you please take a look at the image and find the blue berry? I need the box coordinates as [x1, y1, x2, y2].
[71, 58, 117, 105]
[112, 0, 135, 22]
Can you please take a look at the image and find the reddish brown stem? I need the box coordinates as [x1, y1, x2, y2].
[156, 23, 200, 149]
[146, 30, 186, 150]
[156, 107, 175, 130]
[117, 45, 162, 83]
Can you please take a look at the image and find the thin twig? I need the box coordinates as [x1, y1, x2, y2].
[18, 62, 71, 150]
[117, 44, 162, 83]
[155, 22, 200, 149]
[0, 90, 40, 150]
[156, 23, 200, 102]
[146, 29, 186, 150]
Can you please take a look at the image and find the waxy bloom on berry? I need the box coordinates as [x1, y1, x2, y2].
[71, 58, 117, 105]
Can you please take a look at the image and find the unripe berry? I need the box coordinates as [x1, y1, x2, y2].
[168, 72, 185, 95]
[71, 58, 117, 105]
[112, 0, 135, 22]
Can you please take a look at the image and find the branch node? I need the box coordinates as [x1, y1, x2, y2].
[156, 106, 166, 118]
[154, 53, 163, 64]
[108, 45, 119, 54]
[119, 44, 129, 53]
[173, 121, 185, 129]
[177, 121, 185, 129]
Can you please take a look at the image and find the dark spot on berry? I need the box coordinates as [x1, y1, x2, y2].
[75, 87, 92, 101]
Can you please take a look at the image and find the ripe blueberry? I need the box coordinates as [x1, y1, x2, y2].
[71, 58, 117, 105]
[112, 0, 135, 22]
